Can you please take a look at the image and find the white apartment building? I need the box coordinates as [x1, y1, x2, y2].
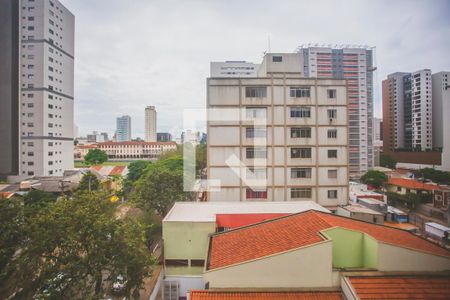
[411, 69, 433, 150]
[432, 72, 450, 170]
[210, 61, 259, 78]
[97, 141, 177, 160]
[297, 45, 375, 178]
[116, 115, 131, 142]
[4, 0, 75, 179]
[145, 106, 157, 142]
[207, 53, 349, 209]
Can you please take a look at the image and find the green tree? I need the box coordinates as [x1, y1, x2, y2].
[380, 153, 397, 169]
[0, 192, 153, 299]
[196, 143, 207, 173]
[127, 160, 151, 182]
[78, 171, 100, 191]
[84, 148, 108, 165]
[360, 170, 388, 189]
[419, 168, 450, 185]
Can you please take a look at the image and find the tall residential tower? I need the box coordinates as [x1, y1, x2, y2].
[116, 115, 131, 142]
[296, 45, 376, 178]
[145, 106, 157, 142]
[0, 0, 75, 180]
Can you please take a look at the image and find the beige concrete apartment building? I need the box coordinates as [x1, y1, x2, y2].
[207, 53, 349, 209]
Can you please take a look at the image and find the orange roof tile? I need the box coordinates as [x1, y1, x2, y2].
[207, 211, 450, 270]
[348, 276, 450, 299]
[388, 177, 441, 191]
[190, 290, 343, 300]
[110, 166, 125, 176]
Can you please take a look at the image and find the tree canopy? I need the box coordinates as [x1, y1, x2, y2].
[0, 191, 153, 299]
[84, 149, 108, 165]
[78, 171, 100, 192]
[380, 153, 397, 169]
[360, 170, 388, 189]
[417, 168, 450, 185]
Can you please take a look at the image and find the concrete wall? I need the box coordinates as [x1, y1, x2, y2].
[204, 241, 335, 288]
[378, 242, 450, 271]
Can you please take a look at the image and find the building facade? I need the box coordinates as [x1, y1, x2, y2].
[116, 115, 131, 142]
[0, 0, 75, 180]
[157, 132, 172, 142]
[145, 106, 157, 142]
[97, 141, 176, 160]
[432, 72, 450, 170]
[296, 45, 376, 178]
[207, 53, 349, 209]
[210, 61, 259, 78]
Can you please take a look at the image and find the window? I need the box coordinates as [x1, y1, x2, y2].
[291, 148, 311, 158]
[272, 55, 282, 62]
[328, 149, 338, 158]
[27, 152, 34, 157]
[246, 127, 267, 138]
[291, 127, 311, 138]
[327, 129, 337, 138]
[290, 87, 310, 98]
[27, 54, 34, 59]
[246, 107, 267, 118]
[27, 162, 34, 166]
[48, 161, 53, 165]
[165, 259, 188, 267]
[328, 190, 338, 199]
[290, 107, 311, 118]
[28, 26, 34, 30]
[27, 122, 34, 127]
[328, 169, 338, 178]
[27, 65, 34, 69]
[328, 109, 337, 119]
[28, 16, 34, 21]
[246, 147, 267, 159]
[27, 103, 34, 107]
[246, 167, 267, 179]
[327, 89, 337, 98]
[27, 93, 34, 98]
[27, 142, 34, 146]
[245, 86, 267, 97]
[190, 259, 205, 267]
[28, 171, 34, 176]
[246, 188, 267, 199]
[27, 44, 34, 50]
[27, 74, 34, 79]
[291, 188, 312, 199]
[48, 151, 53, 156]
[291, 168, 311, 178]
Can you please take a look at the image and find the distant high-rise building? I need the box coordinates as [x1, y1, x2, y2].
[157, 132, 172, 142]
[116, 115, 131, 142]
[210, 61, 259, 77]
[207, 53, 349, 208]
[0, 0, 75, 180]
[100, 132, 109, 142]
[145, 106, 157, 142]
[432, 72, 450, 170]
[296, 45, 376, 178]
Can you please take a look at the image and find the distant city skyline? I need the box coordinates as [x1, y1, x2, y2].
[66, 0, 450, 137]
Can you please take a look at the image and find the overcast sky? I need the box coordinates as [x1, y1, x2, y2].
[67, 0, 450, 139]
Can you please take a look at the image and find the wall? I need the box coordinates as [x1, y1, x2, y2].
[163, 221, 216, 276]
[378, 242, 450, 271]
[204, 241, 334, 288]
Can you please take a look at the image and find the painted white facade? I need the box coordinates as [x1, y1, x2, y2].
[411, 69, 433, 150]
[18, 0, 74, 178]
[210, 61, 259, 78]
[207, 53, 349, 209]
[145, 106, 157, 142]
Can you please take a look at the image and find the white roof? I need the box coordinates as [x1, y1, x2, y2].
[425, 222, 450, 232]
[163, 201, 330, 222]
[340, 204, 383, 215]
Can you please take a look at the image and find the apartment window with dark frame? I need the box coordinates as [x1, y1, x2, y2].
[290, 107, 311, 118]
[245, 107, 267, 118]
[327, 89, 337, 99]
[291, 127, 311, 138]
[246, 127, 267, 138]
[291, 148, 311, 158]
[328, 169, 338, 179]
[246, 147, 267, 159]
[291, 168, 312, 179]
[328, 190, 338, 199]
[290, 87, 311, 98]
[291, 188, 312, 199]
[246, 188, 267, 199]
[328, 109, 337, 119]
[245, 86, 267, 98]
[328, 149, 338, 158]
[190, 259, 205, 267]
[272, 55, 283, 62]
[327, 129, 338, 138]
[246, 167, 267, 179]
[165, 259, 188, 267]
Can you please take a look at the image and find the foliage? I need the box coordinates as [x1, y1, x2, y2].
[0, 191, 153, 299]
[360, 170, 388, 189]
[386, 191, 431, 210]
[132, 151, 194, 216]
[84, 148, 108, 165]
[78, 171, 100, 191]
[196, 143, 207, 172]
[22, 190, 57, 215]
[380, 153, 397, 169]
[418, 168, 450, 185]
[127, 161, 152, 182]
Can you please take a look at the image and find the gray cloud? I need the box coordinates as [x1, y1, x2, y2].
[66, 0, 450, 138]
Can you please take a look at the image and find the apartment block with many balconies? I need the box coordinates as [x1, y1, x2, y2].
[207, 53, 349, 209]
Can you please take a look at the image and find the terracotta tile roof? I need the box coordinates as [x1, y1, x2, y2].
[97, 141, 176, 146]
[388, 177, 441, 191]
[190, 290, 343, 300]
[110, 166, 126, 176]
[207, 211, 450, 270]
[348, 276, 450, 299]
